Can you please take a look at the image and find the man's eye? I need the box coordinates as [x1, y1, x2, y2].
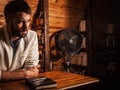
[17, 20, 22, 24]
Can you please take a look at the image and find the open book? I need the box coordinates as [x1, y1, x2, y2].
[26, 76, 57, 90]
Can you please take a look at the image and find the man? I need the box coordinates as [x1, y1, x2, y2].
[0, 0, 40, 82]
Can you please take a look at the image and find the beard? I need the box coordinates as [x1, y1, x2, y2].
[11, 23, 28, 38]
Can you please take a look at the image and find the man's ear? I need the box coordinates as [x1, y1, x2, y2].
[5, 14, 12, 25]
[5, 17, 9, 24]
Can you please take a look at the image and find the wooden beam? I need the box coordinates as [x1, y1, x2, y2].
[44, 0, 50, 71]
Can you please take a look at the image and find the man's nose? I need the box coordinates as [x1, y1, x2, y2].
[22, 22, 27, 30]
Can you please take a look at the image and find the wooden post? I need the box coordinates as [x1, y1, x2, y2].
[44, 0, 50, 71]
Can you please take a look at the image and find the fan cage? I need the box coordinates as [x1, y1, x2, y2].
[55, 28, 83, 56]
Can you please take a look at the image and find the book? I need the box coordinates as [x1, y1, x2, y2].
[26, 76, 57, 90]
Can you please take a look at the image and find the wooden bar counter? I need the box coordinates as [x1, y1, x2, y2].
[0, 70, 99, 90]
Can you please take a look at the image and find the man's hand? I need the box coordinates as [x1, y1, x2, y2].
[24, 65, 40, 78]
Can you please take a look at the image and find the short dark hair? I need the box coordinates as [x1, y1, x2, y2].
[4, 0, 31, 18]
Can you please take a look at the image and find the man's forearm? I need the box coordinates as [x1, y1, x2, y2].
[1, 70, 26, 82]
[1, 65, 40, 82]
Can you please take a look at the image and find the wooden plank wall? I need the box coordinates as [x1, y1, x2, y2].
[49, 0, 88, 34]
[0, 0, 8, 26]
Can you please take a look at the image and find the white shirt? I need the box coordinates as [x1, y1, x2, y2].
[0, 26, 39, 80]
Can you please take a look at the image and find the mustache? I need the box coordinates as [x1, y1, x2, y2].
[20, 29, 28, 32]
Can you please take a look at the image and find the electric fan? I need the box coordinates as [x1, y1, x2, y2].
[55, 28, 83, 72]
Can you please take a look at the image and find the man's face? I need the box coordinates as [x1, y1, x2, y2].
[9, 12, 31, 38]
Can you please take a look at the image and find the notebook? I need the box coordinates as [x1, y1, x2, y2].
[26, 76, 57, 90]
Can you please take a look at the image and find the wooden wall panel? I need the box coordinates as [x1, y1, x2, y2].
[49, 3, 84, 18]
[49, 16, 80, 29]
[49, 0, 87, 9]
[48, 0, 88, 31]
[0, 0, 8, 26]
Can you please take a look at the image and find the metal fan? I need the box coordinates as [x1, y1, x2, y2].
[55, 28, 83, 72]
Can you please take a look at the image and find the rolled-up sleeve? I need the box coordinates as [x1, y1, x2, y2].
[23, 31, 39, 69]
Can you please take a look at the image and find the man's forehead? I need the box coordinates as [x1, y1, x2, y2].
[15, 12, 31, 20]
